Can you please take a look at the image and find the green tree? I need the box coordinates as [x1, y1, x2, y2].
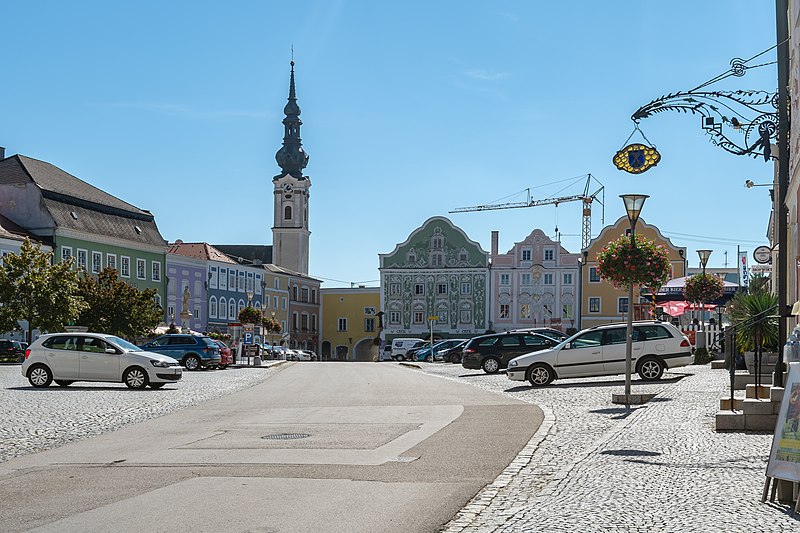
[0, 239, 86, 341]
[76, 267, 162, 339]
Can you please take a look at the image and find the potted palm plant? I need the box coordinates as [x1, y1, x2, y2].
[727, 281, 779, 375]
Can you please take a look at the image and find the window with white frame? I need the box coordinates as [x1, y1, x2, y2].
[589, 267, 600, 282]
[389, 311, 400, 324]
[300, 313, 308, 331]
[61, 247, 72, 263]
[521, 273, 531, 285]
[364, 317, 375, 331]
[228, 270, 236, 290]
[437, 283, 447, 295]
[414, 283, 424, 295]
[76, 249, 87, 271]
[500, 273, 510, 285]
[209, 297, 217, 319]
[413, 311, 424, 324]
[282, 297, 287, 310]
[263, 295, 270, 309]
[219, 298, 227, 319]
[210, 267, 218, 289]
[107, 254, 117, 270]
[589, 297, 601, 313]
[459, 309, 472, 323]
[274, 296, 278, 308]
[563, 273, 573, 285]
[461, 282, 471, 295]
[520, 304, 531, 319]
[152, 261, 161, 282]
[238, 272, 245, 292]
[167, 305, 175, 320]
[337, 317, 347, 331]
[311, 314, 317, 332]
[154, 293, 161, 307]
[220, 268, 227, 289]
[312, 288, 317, 303]
[92, 252, 102, 273]
[229, 300, 236, 319]
[499, 304, 510, 319]
[544, 249, 554, 261]
[618, 297, 629, 313]
[544, 273, 553, 285]
[136, 258, 146, 279]
[255, 274, 262, 294]
[194, 306, 201, 321]
[238, 299, 246, 317]
[521, 249, 531, 261]
[246, 273, 254, 292]
[301, 287, 309, 302]
[274, 278, 280, 289]
[390, 283, 401, 295]
[562, 303, 574, 319]
[121, 256, 130, 277]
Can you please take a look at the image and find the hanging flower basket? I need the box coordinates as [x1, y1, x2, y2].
[596, 234, 672, 290]
[238, 306, 262, 325]
[684, 273, 724, 303]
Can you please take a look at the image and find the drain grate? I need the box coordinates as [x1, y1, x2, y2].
[261, 433, 310, 440]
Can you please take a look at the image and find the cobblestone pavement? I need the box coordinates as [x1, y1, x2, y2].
[0, 364, 278, 463]
[417, 363, 798, 532]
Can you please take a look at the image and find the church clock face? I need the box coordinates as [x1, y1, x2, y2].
[283, 183, 294, 193]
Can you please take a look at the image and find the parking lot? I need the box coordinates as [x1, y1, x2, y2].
[0, 364, 278, 463]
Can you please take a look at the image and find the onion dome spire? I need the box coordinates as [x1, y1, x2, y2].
[275, 60, 309, 179]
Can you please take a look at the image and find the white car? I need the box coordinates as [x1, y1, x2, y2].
[22, 333, 182, 389]
[507, 321, 692, 387]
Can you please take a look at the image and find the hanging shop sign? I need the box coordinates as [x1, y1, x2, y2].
[753, 245, 772, 264]
[613, 143, 661, 174]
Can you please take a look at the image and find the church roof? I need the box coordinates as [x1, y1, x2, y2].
[213, 244, 272, 265]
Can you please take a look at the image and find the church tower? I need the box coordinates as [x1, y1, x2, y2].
[272, 60, 310, 275]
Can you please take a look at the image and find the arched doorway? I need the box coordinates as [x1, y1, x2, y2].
[335, 345, 349, 360]
[321, 341, 331, 360]
[353, 338, 376, 362]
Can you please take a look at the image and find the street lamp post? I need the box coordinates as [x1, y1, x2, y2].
[621, 194, 648, 405]
[697, 249, 712, 351]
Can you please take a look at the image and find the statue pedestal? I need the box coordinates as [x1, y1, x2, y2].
[179, 311, 192, 333]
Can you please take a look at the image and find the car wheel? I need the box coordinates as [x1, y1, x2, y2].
[149, 383, 166, 389]
[184, 355, 201, 371]
[482, 357, 501, 374]
[425, 355, 433, 362]
[395, 355, 404, 361]
[450, 354, 460, 364]
[55, 380, 74, 387]
[28, 365, 53, 388]
[638, 357, 664, 381]
[218, 364, 227, 370]
[123, 367, 149, 389]
[527, 364, 555, 386]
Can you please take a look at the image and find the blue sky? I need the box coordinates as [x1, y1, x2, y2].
[1, 1, 779, 287]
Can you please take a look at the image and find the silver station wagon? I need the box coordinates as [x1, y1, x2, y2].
[507, 321, 692, 387]
[22, 333, 182, 389]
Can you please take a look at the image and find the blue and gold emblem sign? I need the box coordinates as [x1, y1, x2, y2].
[613, 143, 661, 174]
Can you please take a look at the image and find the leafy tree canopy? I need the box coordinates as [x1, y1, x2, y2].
[76, 267, 162, 339]
[0, 239, 85, 340]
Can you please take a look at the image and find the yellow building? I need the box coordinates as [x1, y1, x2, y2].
[580, 217, 686, 329]
[321, 287, 380, 361]
[259, 265, 291, 346]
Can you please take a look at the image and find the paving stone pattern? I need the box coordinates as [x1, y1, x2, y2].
[0, 365, 276, 463]
[423, 364, 799, 532]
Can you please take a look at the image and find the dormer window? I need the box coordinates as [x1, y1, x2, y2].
[70, 211, 78, 220]
[134, 225, 142, 235]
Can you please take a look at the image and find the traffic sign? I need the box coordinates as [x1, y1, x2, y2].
[428, 315, 438, 321]
[243, 332, 253, 344]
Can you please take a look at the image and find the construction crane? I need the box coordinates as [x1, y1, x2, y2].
[450, 174, 605, 250]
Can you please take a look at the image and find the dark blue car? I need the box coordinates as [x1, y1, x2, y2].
[140, 334, 221, 370]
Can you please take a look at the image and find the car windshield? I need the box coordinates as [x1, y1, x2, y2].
[106, 336, 141, 352]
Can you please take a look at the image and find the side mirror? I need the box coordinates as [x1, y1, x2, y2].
[105, 348, 117, 354]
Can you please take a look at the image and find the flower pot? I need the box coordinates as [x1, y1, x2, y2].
[744, 352, 779, 374]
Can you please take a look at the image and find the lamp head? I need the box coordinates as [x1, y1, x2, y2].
[620, 194, 649, 225]
[745, 179, 754, 188]
[697, 249, 712, 268]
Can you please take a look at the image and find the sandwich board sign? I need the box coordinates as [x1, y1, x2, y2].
[764, 362, 800, 512]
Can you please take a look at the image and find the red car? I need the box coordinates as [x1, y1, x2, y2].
[214, 341, 233, 369]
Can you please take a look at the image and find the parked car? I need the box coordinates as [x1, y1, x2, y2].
[414, 338, 468, 362]
[0, 339, 24, 363]
[301, 350, 318, 361]
[390, 338, 425, 361]
[404, 341, 431, 361]
[506, 321, 693, 387]
[214, 340, 233, 369]
[22, 333, 182, 389]
[139, 334, 221, 370]
[462, 331, 560, 374]
[440, 340, 468, 364]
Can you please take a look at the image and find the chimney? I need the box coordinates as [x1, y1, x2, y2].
[491, 231, 499, 256]
[0, 147, 5, 160]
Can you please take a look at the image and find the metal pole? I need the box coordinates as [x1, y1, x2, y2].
[625, 225, 636, 404]
[775, 0, 789, 388]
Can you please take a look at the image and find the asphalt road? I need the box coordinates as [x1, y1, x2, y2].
[0, 362, 543, 533]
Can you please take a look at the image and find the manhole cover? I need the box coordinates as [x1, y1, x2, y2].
[261, 433, 310, 440]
